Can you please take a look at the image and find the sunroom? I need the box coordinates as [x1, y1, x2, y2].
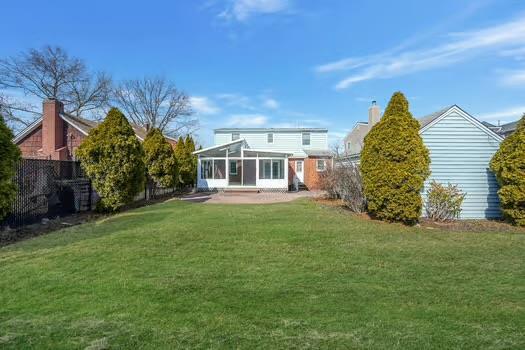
[193, 139, 290, 191]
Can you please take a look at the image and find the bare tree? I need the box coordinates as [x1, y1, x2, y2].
[0, 46, 111, 128]
[113, 77, 195, 136]
[330, 138, 345, 158]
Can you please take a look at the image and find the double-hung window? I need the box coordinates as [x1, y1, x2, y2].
[267, 133, 273, 143]
[302, 132, 310, 146]
[232, 132, 240, 141]
[316, 159, 327, 172]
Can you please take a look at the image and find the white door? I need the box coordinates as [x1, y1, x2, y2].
[295, 160, 304, 183]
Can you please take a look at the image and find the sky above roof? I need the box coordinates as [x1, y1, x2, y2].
[1, 0, 525, 146]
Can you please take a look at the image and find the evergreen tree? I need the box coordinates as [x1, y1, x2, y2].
[143, 128, 178, 188]
[174, 136, 187, 187]
[361, 92, 430, 224]
[490, 114, 525, 226]
[76, 108, 145, 212]
[184, 135, 197, 186]
[0, 114, 21, 220]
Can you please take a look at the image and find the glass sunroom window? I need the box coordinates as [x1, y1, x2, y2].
[201, 160, 213, 179]
[259, 159, 284, 179]
[214, 160, 226, 179]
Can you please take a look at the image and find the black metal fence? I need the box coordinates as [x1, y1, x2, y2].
[1, 159, 181, 230]
[3, 159, 93, 228]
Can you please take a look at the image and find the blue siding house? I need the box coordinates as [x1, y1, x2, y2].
[419, 105, 503, 219]
[343, 104, 504, 219]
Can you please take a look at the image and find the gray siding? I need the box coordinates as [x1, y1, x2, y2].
[421, 111, 501, 219]
[215, 130, 328, 157]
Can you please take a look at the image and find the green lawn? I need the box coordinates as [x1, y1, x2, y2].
[1, 199, 524, 349]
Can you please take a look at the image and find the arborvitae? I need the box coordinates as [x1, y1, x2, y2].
[490, 114, 525, 226]
[174, 136, 187, 187]
[143, 128, 177, 188]
[0, 114, 21, 220]
[76, 108, 145, 212]
[360, 92, 430, 224]
[184, 135, 197, 186]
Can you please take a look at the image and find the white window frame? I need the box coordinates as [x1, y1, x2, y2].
[302, 132, 311, 146]
[267, 133, 273, 143]
[316, 159, 326, 172]
[232, 132, 240, 141]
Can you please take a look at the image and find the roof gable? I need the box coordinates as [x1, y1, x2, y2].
[419, 105, 503, 143]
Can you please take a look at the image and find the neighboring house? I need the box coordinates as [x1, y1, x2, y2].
[194, 128, 332, 191]
[344, 101, 381, 155]
[341, 105, 503, 219]
[14, 99, 177, 160]
[481, 120, 520, 138]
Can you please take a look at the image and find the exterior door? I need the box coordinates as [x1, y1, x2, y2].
[295, 160, 304, 183]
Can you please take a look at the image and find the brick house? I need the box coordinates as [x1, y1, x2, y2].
[14, 99, 177, 160]
[193, 128, 333, 191]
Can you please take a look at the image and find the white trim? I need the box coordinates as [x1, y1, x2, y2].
[193, 139, 245, 155]
[419, 105, 504, 142]
[13, 117, 43, 143]
[243, 148, 292, 155]
[316, 159, 327, 172]
[59, 114, 89, 136]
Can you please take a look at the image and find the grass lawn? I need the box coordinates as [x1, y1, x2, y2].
[1, 199, 524, 349]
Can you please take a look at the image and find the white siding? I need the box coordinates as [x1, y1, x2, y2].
[215, 130, 328, 157]
[421, 111, 501, 219]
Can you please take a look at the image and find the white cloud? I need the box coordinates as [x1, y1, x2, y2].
[316, 14, 525, 89]
[500, 69, 525, 86]
[190, 96, 220, 115]
[478, 106, 525, 123]
[219, 0, 290, 22]
[263, 98, 279, 109]
[227, 113, 268, 127]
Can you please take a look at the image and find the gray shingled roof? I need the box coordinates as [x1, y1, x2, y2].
[500, 120, 518, 134]
[418, 105, 454, 128]
[304, 149, 332, 157]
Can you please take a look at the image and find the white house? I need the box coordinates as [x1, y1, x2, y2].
[194, 128, 332, 191]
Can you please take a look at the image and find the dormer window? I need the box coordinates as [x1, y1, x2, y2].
[302, 132, 310, 146]
[232, 132, 240, 141]
[267, 133, 273, 143]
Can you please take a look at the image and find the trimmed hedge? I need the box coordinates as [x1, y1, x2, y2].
[76, 108, 145, 212]
[490, 114, 525, 226]
[361, 92, 430, 224]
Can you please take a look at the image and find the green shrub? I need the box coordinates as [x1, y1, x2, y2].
[143, 128, 177, 188]
[76, 108, 145, 212]
[361, 92, 430, 224]
[174, 135, 197, 187]
[425, 181, 466, 221]
[0, 114, 21, 221]
[490, 114, 525, 226]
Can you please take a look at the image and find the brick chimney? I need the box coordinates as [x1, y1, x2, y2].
[368, 100, 381, 126]
[42, 98, 67, 160]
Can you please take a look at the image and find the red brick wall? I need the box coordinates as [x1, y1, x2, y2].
[304, 157, 332, 191]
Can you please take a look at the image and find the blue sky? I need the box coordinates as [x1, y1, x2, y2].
[1, 0, 525, 146]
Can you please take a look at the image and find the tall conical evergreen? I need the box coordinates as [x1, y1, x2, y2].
[143, 128, 178, 188]
[490, 114, 525, 226]
[174, 136, 187, 186]
[361, 92, 430, 224]
[0, 114, 21, 220]
[76, 108, 145, 211]
[184, 135, 197, 186]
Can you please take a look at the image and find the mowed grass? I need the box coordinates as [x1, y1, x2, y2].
[0, 199, 524, 349]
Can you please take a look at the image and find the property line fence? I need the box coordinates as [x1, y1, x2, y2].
[3, 159, 93, 228]
[2, 159, 180, 230]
